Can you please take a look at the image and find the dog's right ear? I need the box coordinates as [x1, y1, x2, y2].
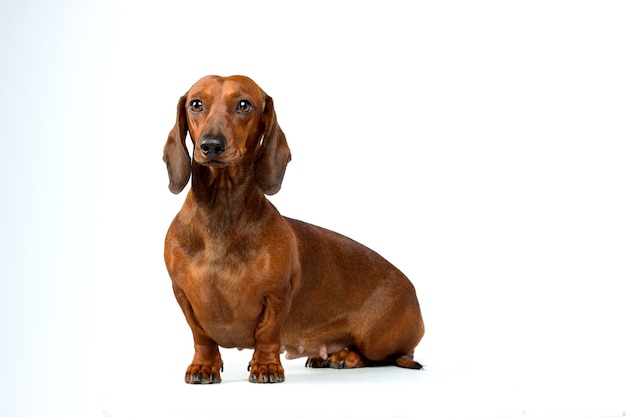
[163, 94, 191, 194]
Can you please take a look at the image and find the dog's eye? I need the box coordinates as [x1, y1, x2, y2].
[189, 99, 204, 113]
[236, 100, 252, 114]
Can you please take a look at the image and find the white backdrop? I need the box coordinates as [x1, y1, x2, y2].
[1, 1, 625, 416]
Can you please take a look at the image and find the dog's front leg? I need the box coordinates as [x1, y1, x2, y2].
[248, 295, 287, 383]
[173, 285, 224, 384]
[186, 334, 223, 384]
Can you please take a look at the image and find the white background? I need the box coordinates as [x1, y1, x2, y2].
[1, 1, 625, 416]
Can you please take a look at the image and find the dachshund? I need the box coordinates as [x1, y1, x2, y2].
[163, 75, 424, 384]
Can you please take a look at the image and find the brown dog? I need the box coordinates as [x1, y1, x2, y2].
[163, 75, 424, 384]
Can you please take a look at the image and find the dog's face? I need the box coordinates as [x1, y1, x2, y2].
[185, 75, 266, 167]
[163, 75, 290, 195]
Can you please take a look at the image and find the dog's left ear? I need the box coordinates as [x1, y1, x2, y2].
[255, 95, 291, 195]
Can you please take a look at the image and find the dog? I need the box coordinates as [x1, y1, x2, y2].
[163, 75, 424, 383]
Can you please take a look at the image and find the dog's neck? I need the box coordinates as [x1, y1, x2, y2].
[188, 162, 270, 235]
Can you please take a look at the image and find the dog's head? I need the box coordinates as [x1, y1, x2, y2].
[163, 75, 291, 195]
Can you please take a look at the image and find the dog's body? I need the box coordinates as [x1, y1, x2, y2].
[163, 75, 424, 383]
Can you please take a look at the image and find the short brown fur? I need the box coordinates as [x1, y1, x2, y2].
[163, 75, 424, 384]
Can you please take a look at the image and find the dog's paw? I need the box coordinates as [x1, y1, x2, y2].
[305, 356, 330, 368]
[247, 361, 285, 383]
[328, 348, 365, 369]
[306, 348, 364, 369]
[185, 363, 223, 384]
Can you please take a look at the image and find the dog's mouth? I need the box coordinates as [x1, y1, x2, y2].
[195, 157, 233, 167]
[194, 151, 243, 167]
[200, 161, 229, 168]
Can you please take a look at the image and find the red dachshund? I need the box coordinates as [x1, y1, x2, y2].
[163, 75, 424, 383]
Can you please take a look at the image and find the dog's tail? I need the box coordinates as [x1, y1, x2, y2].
[395, 354, 423, 369]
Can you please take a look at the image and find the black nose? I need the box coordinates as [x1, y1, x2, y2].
[199, 136, 226, 157]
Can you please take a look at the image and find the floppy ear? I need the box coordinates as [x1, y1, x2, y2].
[163, 94, 191, 194]
[255, 95, 291, 195]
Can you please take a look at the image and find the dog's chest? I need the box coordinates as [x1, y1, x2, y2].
[175, 237, 271, 347]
